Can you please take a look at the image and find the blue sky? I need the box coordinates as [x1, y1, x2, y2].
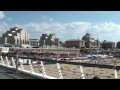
[4, 11, 120, 24]
[1, 11, 120, 42]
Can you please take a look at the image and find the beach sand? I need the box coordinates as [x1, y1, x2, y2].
[22, 62, 120, 79]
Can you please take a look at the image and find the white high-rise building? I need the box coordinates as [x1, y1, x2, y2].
[0, 27, 29, 45]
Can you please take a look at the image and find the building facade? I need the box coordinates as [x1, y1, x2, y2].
[29, 39, 39, 47]
[0, 27, 29, 45]
[64, 39, 85, 48]
[82, 33, 100, 48]
[116, 41, 120, 49]
[101, 40, 115, 50]
[39, 34, 59, 47]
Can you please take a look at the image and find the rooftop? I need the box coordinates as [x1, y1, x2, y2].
[103, 41, 115, 43]
[65, 39, 84, 42]
[29, 39, 38, 40]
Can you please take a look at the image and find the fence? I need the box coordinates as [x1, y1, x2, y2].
[0, 55, 119, 79]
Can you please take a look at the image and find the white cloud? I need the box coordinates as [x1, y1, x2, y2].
[21, 21, 120, 42]
[90, 22, 120, 42]
[49, 17, 53, 22]
[19, 21, 90, 41]
[42, 16, 48, 19]
[0, 12, 9, 36]
[1, 19, 120, 42]
[0, 22, 9, 36]
[0, 11, 5, 20]
[42, 16, 54, 23]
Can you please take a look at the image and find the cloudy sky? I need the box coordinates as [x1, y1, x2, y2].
[0, 11, 120, 42]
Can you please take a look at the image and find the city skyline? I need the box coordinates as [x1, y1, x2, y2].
[0, 11, 120, 42]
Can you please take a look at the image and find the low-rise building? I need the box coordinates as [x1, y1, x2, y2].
[116, 41, 120, 49]
[82, 33, 100, 48]
[101, 40, 115, 50]
[29, 39, 39, 47]
[64, 39, 85, 48]
[39, 34, 59, 47]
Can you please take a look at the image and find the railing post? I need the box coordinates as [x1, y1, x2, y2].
[19, 62, 25, 71]
[57, 63, 63, 79]
[40, 61, 46, 76]
[114, 66, 118, 79]
[11, 57, 16, 68]
[114, 69, 118, 79]
[15, 51, 19, 71]
[80, 65, 85, 79]
[5, 56, 10, 66]
[29, 59, 34, 73]
[0, 56, 5, 65]
[114, 61, 118, 79]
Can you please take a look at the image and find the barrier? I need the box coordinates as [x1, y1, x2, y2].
[11, 57, 16, 68]
[0, 55, 120, 79]
[0, 56, 57, 79]
[57, 63, 63, 79]
[5, 56, 10, 67]
[80, 65, 85, 79]
[41, 61, 46, 76]
[29, 59, 34, 73]
[19, 62, 25, 71]
[114, 67, 118, 79]
[0, 56, 5, 65]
